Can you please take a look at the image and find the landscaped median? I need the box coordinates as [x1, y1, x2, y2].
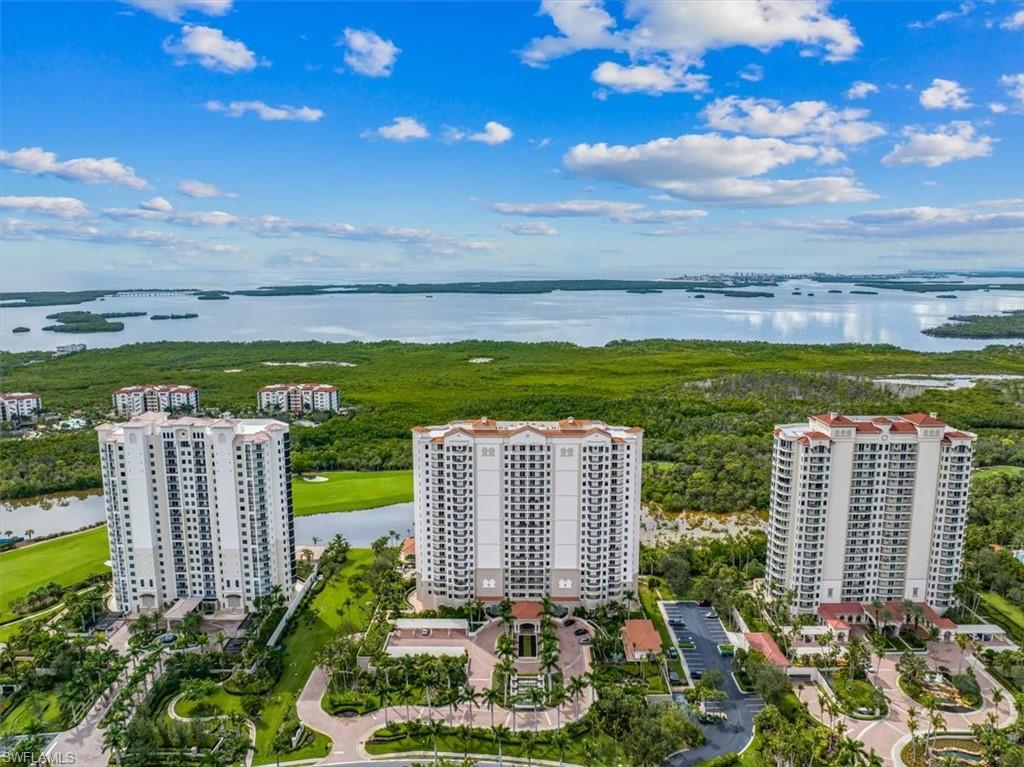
[821, 669, 889, 719]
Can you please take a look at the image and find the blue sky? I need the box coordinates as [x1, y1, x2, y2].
[1, 0, 1022, 289]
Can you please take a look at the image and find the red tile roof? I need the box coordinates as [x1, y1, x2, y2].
[622, 619, 662, 659]
[401, 537, 415, 557]
[901, 412, 946, 426]
[511, 601, 543, 620]
[745, 632, 789, 667]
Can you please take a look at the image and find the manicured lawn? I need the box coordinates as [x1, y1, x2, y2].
[291, 470, 413, 516]
[181, 548, 375, 765]
[367, 723, 590, 764]
[828, 671, 888, 717]
[979, 591, 1024, 642]
[0, 527, 110, 623]
[0, 689, 63, 735]
[973, 465, 1024, 480]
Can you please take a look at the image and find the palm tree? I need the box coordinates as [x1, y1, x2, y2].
[548, 683, 568, 730]
[835, 736, 867, 766]
[24, 528, 34, 540]
[426, 719, 445, 764]
[568, 675, 587, 721]
[553, 730, 570, 767]
[526, 687, 545, 734]
[907, 705, 920, 763]
[102, 719, 127, 766]
[491, 724, 511, 767]
[521, 730, 537, 767]
[482, 686, 501, 728]
[376, 674, 393, 727]
[992, 686, 1004, 718]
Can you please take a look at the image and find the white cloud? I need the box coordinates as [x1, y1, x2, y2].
[339, 28, 400, 77]
[563, 132, 875, 205]
[122, 0, 231, 22]
[501, 221, 559, 236]
[0, 146, 148, 189]
[591, 62, 709, 95]
[919, 78, 972, 109]
[2, 217, 240, 254]
[999, 73, 1024, 105]
[362, 116, 429, 142]
[492, 198, 708, 224]
[989, 102, 1008, 114]
[882, 122, 995, 167]
[908, 2, 974, 29]
[140, 196, 174, 212]
[999, 9, 1024, 29]
[845, 80, 878, 99]
[205, 100, 324, 122]
[163, 25, 263, 73]
[520, 0, 860, 95]
[177, 179, 237, 198]
[738, 63, 764, 82]
[104, 203, 239, 227]
[701, 96, 885, 145]
[767, 199, 1023, 239]
[446, 121, 514, 145]
[0, 195, 90, 219]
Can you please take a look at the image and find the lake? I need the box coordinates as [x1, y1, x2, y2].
[1, 491, 413, 548]
[2, 278, 1022, 353]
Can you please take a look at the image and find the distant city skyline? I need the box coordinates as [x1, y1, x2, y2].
[2, 0, 1022, 289]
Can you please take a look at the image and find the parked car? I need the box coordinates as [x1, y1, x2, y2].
[667, 648, 679, 660]
[669, 672, 681, 684]
[574, 628, 588, 636]
[705, 611, 717, 619]
[691, 670, 703, 680]
[578, 636, 592, 645]
[563, 618, 576, 627]
[420, 628, 431, 636]
[698, 599, 712, 607]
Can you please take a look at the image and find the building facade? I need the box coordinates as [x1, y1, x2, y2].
[412, 418, 643, 609]
[257, 383, 340, 414]
[113, 384, 199, 416]
[766, 413, 975, 614]
[0, 392, 42, 422]
[97, 413, 295, 614]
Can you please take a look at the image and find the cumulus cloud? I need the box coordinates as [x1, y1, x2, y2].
[0, 195, 90, 219]
[163, 25, 264, 73]
[1, 217, 240, 254]
[177, 179, 237, 198]
[491, 199, 708, 224]
[205, 100, 323, 122]
[501, 221, 559, 236]
[445, 121, 514, 145]
[767, 199, 1023, 239]
[999, 73, 1024, 106]
[339, 28, 400, 77]
[999, 9, 1024, 29]
[520, 0, 860, 95]
[738, 63, 764, 82]
[919, 78, 972, 109]
[140, 196, 174, 212]
[121, 0, 232, 22]
[701, 96, 885, 145]
[882, 122, 995, 167]
[0, 146, 148, 189]
[989, 102, 1008, 114]
[908, 1, 974, 29]
[591, 62, 709, 95]
[845, 80, 878, 99]
[562, 132, 875, 205]
[362, 116, 429, 142]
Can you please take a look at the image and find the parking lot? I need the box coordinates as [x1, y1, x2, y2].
[661, 601, 764, 765]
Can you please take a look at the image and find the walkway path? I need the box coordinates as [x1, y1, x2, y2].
[797, 643, 1018, 766]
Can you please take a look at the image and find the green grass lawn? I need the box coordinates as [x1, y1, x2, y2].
[179, 548, 375, 765]
[973, 465, 1024, 480]
[979, 591, 1024, 642]
[0, 689, 63, 735]
[0, 527, 110, 623]
[366, 724, 589, 764]
[291, 470, 413, 516]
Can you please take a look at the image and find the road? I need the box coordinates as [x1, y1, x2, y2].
[662, 601, 763, 766]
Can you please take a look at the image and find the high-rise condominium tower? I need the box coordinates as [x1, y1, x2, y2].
[412, 418, 643, 609]
[97, 412, 295, 614]
[766, 413, 975, 614]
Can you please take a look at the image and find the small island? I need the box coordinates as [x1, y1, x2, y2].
[850, 290, 879, 295]
[151, 313, 199, 321]
[196, 291, 229, 300]
[12, 326, 30, 333]
[626, 288, 663, 294]
[828, 289, 843, 294]
[923, 309, 1024, 339]
[42, 310, 145, 333]
[936, 294, 958, 299]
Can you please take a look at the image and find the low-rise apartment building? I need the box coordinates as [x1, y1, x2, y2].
[257, 383, 340, 413]
[113, 384, 199, 416]
[766, 413, 975, 614]
[0, 391, 42, 422]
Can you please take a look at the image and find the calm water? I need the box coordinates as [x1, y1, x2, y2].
[2, 279, 1022, 352]
[1, 491, 412, 546]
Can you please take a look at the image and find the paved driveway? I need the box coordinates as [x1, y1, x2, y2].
[662, 601, 763, 767]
